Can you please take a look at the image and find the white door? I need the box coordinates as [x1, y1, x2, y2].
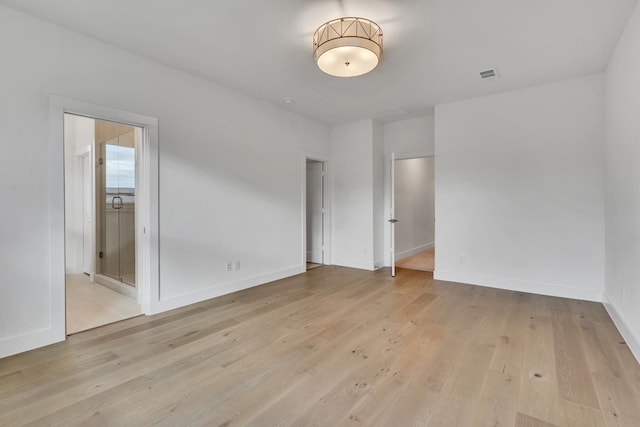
[306, 161, 324, 264]
[82, 153, 92, 275]
[389, 153, 398, 277]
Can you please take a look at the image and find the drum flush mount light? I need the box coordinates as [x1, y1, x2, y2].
[313, 17, 383, 77]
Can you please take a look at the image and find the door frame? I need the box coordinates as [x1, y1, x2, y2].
[50, 95, 159, 341]
[302, 153, 331, 267]
[390, 152, 396, 276]
[77, 145, 93, 277]
[384, 150, 435, 273]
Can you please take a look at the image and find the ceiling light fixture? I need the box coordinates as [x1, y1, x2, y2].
[313, 17, 383, 78]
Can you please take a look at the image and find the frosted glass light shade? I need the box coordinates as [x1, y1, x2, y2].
[313, 17, 383, 77]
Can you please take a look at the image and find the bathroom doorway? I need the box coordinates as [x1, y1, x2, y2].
[64, 114, 142, 334]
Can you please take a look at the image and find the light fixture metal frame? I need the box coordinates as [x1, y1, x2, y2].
[313, 17, 383, 77]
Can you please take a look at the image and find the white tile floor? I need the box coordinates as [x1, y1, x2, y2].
[66, 274, 142, 334]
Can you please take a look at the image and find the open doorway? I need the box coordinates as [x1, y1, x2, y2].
[306, 159, 325, 271]
[64, 114, 142, 334]
[393, 156, 435, 272]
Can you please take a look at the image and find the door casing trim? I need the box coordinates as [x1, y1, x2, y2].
[50, 95, 160, 343]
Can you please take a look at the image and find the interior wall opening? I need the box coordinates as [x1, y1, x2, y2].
[306, 159, 325, 271]
[64, 113, 142, 334]
[393, 156, 435, 272]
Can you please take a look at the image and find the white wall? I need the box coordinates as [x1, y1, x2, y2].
[395, 157, 435, 259]
[383, 115, 435, 266]
[384, 115, 435, 158]
[604, 1, 640, 361]
[434, 74, 606, 302]
[0, 5, 330, 358]
[372, 120, 385, 268]
[63, 114, 94, 274]
[331, 119, 384, 270]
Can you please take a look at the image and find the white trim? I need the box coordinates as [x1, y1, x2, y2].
[0, 328, 60, 359]
[48, 96, 67, 351]
[302, 152, 331, 267]
[55, 98, 160, 315]
[332, 258, 376, 271]
[75, 145, 91, 157]
[306, 251, 323, 263]
[89, 143, 97, 282]
[394, 150, 435, 160]
[390, 152, 396, 276]
[155, 266, 305, 312]
[602, 292, 640, 364]
[94, 274, 137, 300]
[434, 270, 603, 302]
[77, 145, 92, 276]
[384, 152, 436, 267]
[395, 242, 434, 261]
[43, 95, 160, 348]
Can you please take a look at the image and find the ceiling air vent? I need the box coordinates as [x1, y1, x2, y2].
[479, 68, 499, 80]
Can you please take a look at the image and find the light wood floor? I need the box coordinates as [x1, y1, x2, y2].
[66, 274, 141, 334]
[397, 247, 435, 272]
[2, 266, 639, 426]
[307, 262, 323, 271]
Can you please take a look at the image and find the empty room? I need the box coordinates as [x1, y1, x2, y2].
[1, 1, 639, 426]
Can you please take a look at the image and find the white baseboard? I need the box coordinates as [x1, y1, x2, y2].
[1, 266, 308, 358]
[0, 327, 64, 359]
[95, 274, 137, 299]
[434, 270, 603, 302]
[331, 258, 376, 271]
[65, 264, 81, 274]
[152, 265, 306, 314]
[602, 292, 640, 365]
[306, 251, 322, 264]
[395, 242, 434, 261]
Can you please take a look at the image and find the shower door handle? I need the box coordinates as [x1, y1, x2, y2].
[112, 196, 123, 210]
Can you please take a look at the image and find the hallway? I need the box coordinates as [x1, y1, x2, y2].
[396, 247, 435, 272]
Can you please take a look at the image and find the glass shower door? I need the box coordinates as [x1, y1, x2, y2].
[101, 132, 136, 286]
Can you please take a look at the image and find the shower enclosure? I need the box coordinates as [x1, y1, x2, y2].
[96, 128, 137, 294]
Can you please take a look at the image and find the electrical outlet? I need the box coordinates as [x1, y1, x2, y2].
[459, 255, 466, 264]
[226, 261, 233, 272]
[235, 260, 240, 270]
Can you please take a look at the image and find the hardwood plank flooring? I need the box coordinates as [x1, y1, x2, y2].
[1, 266, 639, 426]
[396, 247, 435, 272]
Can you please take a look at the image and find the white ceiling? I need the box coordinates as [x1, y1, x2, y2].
[2, 0, 637, 124]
